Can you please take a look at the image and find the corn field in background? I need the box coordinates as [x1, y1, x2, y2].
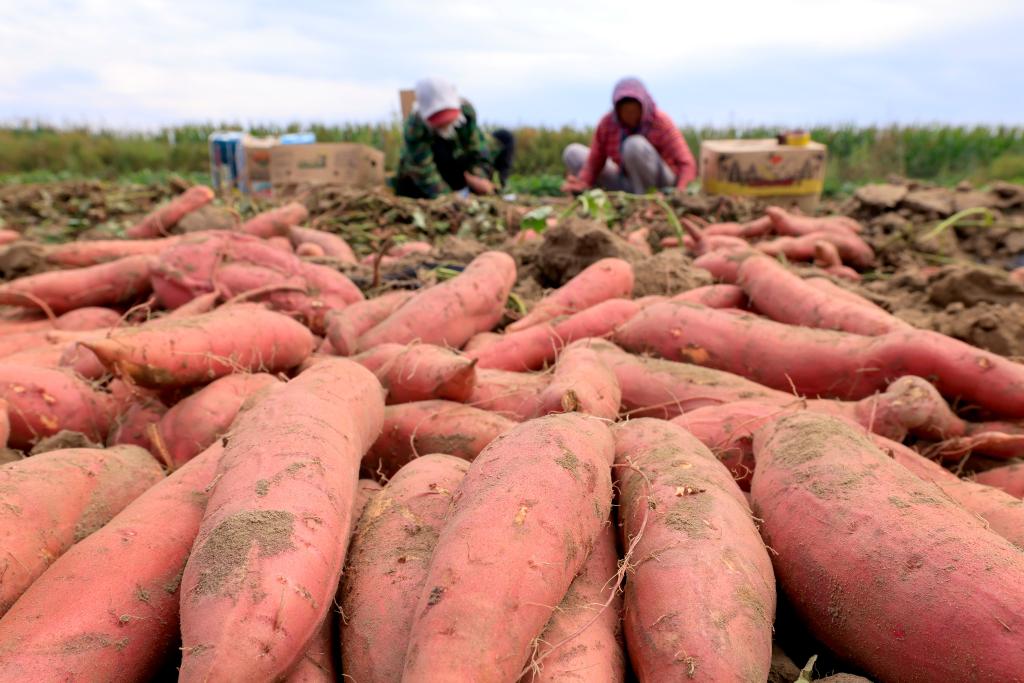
[2, 122, 1023, 196]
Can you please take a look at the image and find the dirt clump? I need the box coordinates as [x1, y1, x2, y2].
[191, 509, 296, 598]
[177, 205, 241, 233]
[535, 218, 645, 287]
[30, 430, 101, 455]
[926, 264, 1024, 307]
[632, 249, 713, 297]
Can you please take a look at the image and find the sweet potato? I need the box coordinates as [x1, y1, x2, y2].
[402, 413, 614, 682]
[757, 230, 874, 269]
[524, 522, 624, 683]
[354, 343, 477, 404]
[267, 235, 294, 252]
[357, 251, 516, 351]
[178, 359, 385, 682]
[325, 290, 416, 356]
[702, 215, 773, 238]
[765, 206, 863, 235]
[692, 249, 755, 283]
[751, 412, 1024, 682]
[108, 388, 168, 452]
[363, 400, 515, 477]
[0, 445, 163, 615]
[0, 230, 20, 246]
[0, 364, 116, 448]
[0, 443, 223, 681]
[671, 283, 746, 309]
[0, 399, 8, 448]
[0, 306, 120, 337]
[289, 226, 356, 263]
[164, 290, 219, 318]
[45, 235, 184, 267]
[468, 368, 550, 421]
[535, 339, 621, 419]
[737, 255, 908, 335]
[626, 227, 653, 255]
[354, 478, 382, 512]
[125, 185, 215, 239]
[0, 254, 152, 314]
[615, 419, 775, 681]
[468, 298, 641, 372]
[974, 462, 1024, 498]
[341, 454, 469, 682]
[462, 330, 502, 353]
[296, 242, 325, 258]
[156, 372, 281, 468]
[239, 201, 309, 238]
[615, 301, 1024, 416]
[0, 328, 99, 360]
[812, 241, 862, 282]
[388, 241, 433, 258]
[83, 303, 314, 388]
[507, 258, 634, 332]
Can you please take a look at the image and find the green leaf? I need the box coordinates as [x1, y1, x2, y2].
[522, 206, 553, 233]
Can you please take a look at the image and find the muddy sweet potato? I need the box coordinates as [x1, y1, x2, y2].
[357, 251, 516, 351]
[614, 418, 775, 681]
[83, 303, 314, 388]
[752, 412, 1024, 682]
[354, 343, 477, 404]
[507, 258, 634, 332]
[0, 364, 116, 448]
[737, 255, 909, 335]
[156, 372, 281, 468]
[363, 400, 516, 477]
[45, 235, 185, 267]
[468, 368, 550, 421]
[178, 359, 385, 682]
[239, 202, 309, 238]
[615, 301, 1024, 417]
[765, 206, 863, 236]
[671, 284, 747, 309]
[757, 230, 874, 269]
[402, 413, 614, 682]
[341, 454, 469, 682]
[524, 522, 625, 683]
[0, 306, 121, 337]
[0, 445, 163, 615]
[108, 388, 168, 453]
[0, 254, 152, 314]
[0, 443, 224, 681]
[289, 226, 357, 263]
[974, 462, 1024, 498]
[325, 291, 416, 356]
[535, 339, 621, 420]
[125, 185, 215, 239]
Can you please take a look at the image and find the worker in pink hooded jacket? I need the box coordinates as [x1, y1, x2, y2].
[562, 77, 697, 194]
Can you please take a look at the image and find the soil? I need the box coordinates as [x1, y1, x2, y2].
[29, 430, 101, 455]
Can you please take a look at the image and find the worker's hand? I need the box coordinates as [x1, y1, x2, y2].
[464, 172, 495, 196]
[561, 175, 588, 194]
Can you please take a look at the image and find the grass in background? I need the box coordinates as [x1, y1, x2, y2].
[2, 122, 1023, 193]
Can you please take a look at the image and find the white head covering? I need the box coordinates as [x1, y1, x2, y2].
[414, 77, 461, 119]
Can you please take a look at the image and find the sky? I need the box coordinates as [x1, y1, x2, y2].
[1, 0, 1023, 129]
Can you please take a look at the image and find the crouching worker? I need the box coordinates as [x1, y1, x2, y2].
[393, 78, 515, 199]
[562, 77, 696, 195]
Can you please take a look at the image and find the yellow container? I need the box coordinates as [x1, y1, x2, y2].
[700, 138, 828, 210]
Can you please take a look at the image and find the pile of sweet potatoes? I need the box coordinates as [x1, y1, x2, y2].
[1, 192, 1023, 682]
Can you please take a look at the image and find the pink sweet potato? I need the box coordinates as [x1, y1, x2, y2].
[0, 399, 8, 448]
[974, 462, 1024, 498]
[108, 388, 168, 452]
[765, 206, 863, 235]
[45, 235, 184, 267]
[363, 400, 515, 477]
[341, 454, 469, 682]
[0, 328, 99, 359]
[178, 359, 385, 682]
[0, 230, 20, 246]
[239, 201, 309, 238]
[325, 290, 416, 356]
[0, 307, 121, 338]
[402, 413, 614, 681]
[125, 185, 215, 239]
[757, 230, 874, 269]
[0, 445, 163, 615]
[507, 258, 634, 332]
[468, 368, 550, 421]
[692, 249, 755, 284]
[615, 419, 775, 681]
[292, 228, 355, 262]
[702, 215, 774, 238]
[615, 301, 1024, 417]
[737, 255, 908, 335]
[524, 522, 624, 683]
[296, 242, 325, 258]
[358, 251, 516, 351]
[752, 412, 1024, 682]
[83, 303, 314, 388]
[467, 298, 641, 372]
[462, 330, 502, 353]
[0, 254, 152, 314]
[0, 364, 116, 448]
[155, 372, 281, 468]
[671, 283, 746, 309]
[164, 290, 220, 318]
[354, 343, 477, 404]
[267, 235, 294, 252]
[0, 443, 223, 681]
[535, 339, 621, 419]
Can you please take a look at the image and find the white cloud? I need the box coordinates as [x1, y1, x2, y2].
[0, 0, 1021, 127]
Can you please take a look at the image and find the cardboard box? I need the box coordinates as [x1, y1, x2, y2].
[240, 135, 277, 196]
[700, 139, 828, 211]
[399, 89, 416, 121]
[269, 143, 385, 191]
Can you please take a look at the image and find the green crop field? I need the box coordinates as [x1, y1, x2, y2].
[2, 122, 1023, 196]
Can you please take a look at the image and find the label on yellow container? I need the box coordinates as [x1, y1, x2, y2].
[703, 177, 824, 197]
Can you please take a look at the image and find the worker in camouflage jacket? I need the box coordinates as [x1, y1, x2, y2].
[393, 78, 514, 199]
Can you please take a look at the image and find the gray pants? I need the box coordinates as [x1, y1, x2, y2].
[563, 135, 677, 194]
